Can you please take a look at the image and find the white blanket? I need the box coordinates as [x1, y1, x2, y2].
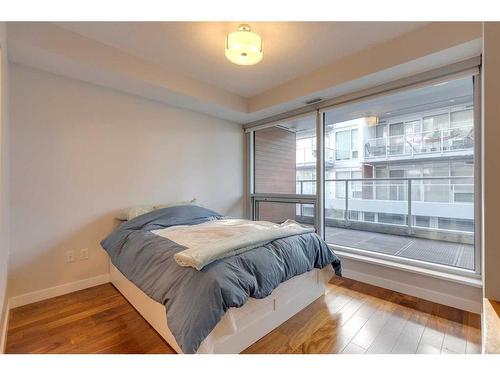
[152, 219, 315, 270]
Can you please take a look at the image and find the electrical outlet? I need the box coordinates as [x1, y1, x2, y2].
[66, 250, 75, 263]
[80, 248, 89, 260]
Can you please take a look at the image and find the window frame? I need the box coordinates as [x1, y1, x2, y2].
[319, 74, 481, 278]
[245, 58, 482, 280]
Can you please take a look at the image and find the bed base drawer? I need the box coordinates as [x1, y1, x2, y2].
[111, 264, 328, 354]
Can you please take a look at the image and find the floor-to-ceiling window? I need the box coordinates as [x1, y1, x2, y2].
[247, 63, 480, 277]
[322, 75, 478, 273]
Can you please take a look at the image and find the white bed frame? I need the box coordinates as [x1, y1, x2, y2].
[110, 264, 330, 353]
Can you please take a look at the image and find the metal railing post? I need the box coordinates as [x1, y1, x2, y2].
[408, 179, 413, 234]
[300, 181, 304, 216]
[344, 180, 349, 223]
[440, 129, 444, 153]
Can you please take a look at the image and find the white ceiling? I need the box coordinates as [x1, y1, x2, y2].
[55, 22, 428, 98]
[8, 22, 481, 123]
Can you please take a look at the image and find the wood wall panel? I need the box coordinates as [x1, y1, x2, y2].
[254, 127, 296, 222]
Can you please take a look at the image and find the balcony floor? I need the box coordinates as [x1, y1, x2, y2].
[325, 226, 474, 270]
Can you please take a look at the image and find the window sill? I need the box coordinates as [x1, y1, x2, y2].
[333, 247, 482, 288]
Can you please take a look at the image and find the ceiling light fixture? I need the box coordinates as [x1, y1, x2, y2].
[225, 24, 263, 66]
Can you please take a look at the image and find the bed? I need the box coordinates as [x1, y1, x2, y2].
[101, 205, 341, 354]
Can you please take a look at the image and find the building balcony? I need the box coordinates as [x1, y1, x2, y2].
[364, 125, 474, 162]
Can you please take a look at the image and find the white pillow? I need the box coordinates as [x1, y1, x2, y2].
[154, 198, 198, 210]
[115, 205, 155, 221]
[115, 198, 198, 221]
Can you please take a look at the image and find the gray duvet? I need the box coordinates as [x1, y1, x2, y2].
[101, 205, 341, 354]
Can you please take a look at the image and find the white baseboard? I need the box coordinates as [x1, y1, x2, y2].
[342, 267, 482, 313]
[8, 273, 111, 309]
[0, 301, 10, 354]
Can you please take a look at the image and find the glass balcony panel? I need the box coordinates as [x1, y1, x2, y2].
[296, 180, 315, 195]
[322, 176, 474, 270]
[423, 182, 450, 202]
[420, 131, 442, 154]
[364, 137, 387, 159]
[388, 135, 406, 156]
[445, 126, 474, 151]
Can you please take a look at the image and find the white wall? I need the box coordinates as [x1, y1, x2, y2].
[8, 64, 244, 298]
[0, 22, 11, 352]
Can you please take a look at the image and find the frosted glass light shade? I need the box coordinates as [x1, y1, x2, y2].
[225, 24, 263, 66]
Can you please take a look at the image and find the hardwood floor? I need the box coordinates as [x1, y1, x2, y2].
[5, 277, 481, 354]
[5, 283, 175, 354]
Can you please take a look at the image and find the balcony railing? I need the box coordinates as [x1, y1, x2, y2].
[296, 176, 475, 241]
[364, 125, 474, 159]
[297, 177, 474, 204]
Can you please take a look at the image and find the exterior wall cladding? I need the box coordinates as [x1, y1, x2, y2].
[295, 101, 475, 236]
